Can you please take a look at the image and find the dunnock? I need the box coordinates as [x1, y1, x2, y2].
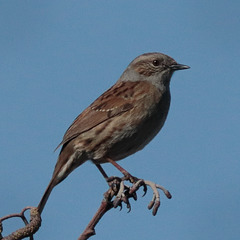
[38, 52, 189, 214]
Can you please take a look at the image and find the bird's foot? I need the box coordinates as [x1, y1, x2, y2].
[143, 180, 172, 215]
[106, 176, 136, 212]
[106, 175, 171, 215]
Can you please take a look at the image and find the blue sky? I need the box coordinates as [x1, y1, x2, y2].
[0, 1, 239, 239]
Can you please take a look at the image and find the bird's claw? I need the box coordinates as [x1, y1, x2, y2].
[144, 180, 172, 216]
[129, 179, 147, 197]
[107, 175, 171, 215]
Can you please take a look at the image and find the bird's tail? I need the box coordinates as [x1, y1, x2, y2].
[37, 148, 88, 215]
[37, 177, 56, 215]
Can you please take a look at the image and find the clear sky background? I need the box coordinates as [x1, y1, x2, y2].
[0, 1, 239, 240]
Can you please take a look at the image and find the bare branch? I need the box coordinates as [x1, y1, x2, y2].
[78, 188, 114, 240]
[0, 207, 41, 240]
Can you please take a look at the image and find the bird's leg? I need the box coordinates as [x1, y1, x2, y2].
[106, 158, 147, 196]
[95, 164, 136, 211]
[95, 164, 122, 188]
[95, 164, 109, 180]
[106, 158, 140, 183]
[95, 163, 122, 196]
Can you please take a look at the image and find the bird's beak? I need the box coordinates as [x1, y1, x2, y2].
[170, 63, 190, 71]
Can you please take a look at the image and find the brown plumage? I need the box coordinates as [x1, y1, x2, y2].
[38, 52, 189, 214]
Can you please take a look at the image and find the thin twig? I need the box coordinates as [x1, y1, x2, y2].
[78, 189, 114, 240]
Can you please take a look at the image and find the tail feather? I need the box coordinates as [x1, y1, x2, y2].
[37, 148, 88, 215]
[37, 178, 56, 215]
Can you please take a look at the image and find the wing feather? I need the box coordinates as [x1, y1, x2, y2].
[56, 81, 142, 149]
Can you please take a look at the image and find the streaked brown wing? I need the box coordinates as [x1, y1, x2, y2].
[56, 81, 144, 149]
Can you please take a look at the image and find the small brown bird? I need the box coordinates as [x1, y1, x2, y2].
[38, 52, 189, 214]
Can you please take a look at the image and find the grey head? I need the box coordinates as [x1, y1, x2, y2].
[119, 52, 190, 91]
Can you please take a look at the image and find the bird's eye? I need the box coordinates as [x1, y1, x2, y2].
[152, 60, 160, 66]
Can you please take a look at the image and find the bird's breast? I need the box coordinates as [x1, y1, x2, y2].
[92, 90, 171, 162]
